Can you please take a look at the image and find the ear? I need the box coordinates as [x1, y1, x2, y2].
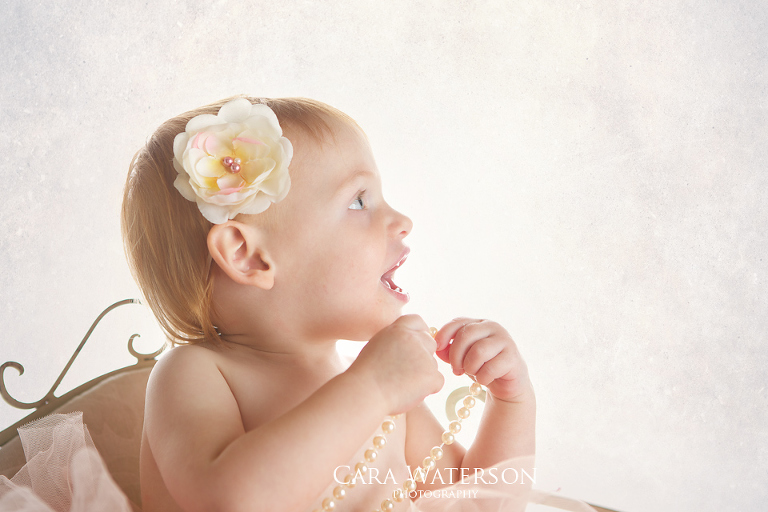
[207, 221, 275, 289]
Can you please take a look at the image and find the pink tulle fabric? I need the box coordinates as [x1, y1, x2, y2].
[0, 412, 131, 512]
[408, 457, 598, 512]
[0, 413, 597, 512]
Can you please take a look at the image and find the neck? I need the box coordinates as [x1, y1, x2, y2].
[210, 275, 353, 374]
[217, 329, 347, 374]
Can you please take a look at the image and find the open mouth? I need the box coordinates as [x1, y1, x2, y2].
[380, 249, 409, 299]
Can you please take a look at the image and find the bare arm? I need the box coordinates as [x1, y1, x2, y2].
[144, 346, 388, 512]
[405, 402, 466, 490]
[404, 388, 535, 490]
[405, 318, 535, 483]
[461, 387, 536, 471]
[144, 315, 443, 512]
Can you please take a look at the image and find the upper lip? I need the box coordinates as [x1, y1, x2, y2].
[382, 247, 410, 277]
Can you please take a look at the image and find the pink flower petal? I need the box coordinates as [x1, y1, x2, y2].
[203, 134, 226, 156]
[174, 99, 293, 224]
[233, 136, 269, 162]
[217, 172, 244, 192]
[218, 187, 245, 195]
[233, 136, 265, 146]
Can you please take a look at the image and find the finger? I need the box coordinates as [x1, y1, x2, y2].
[421, 330, 438, 353]
[462, 338, 505, 377]
[444, 320, 480, 375]
[448, 321, 496, 376]
[434, 317, 483, 352]
[434, 318, 479, 364]
[435, 344, 451, 364]
[474, 357, 516, 387]
[394, 314, 429, 332]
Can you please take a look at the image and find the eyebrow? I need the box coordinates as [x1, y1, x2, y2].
[336, 170, 378, 193]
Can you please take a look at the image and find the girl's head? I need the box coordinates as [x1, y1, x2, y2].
[122, 96, 412, 346]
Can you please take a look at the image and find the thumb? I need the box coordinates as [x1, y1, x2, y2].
[433, 323, 454, 352]
[435, 345, 451, 364]
[430, 327, 451, 363]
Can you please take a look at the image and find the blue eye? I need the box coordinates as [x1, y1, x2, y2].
[349, 193, 365, 210]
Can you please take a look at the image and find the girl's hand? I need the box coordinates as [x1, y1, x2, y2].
[350, 314, 445, 415]
[434, 318, 534, 403]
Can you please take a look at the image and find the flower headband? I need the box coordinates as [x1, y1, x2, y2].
[172, 98, 293, 224]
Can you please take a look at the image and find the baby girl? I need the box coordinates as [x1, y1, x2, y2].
[121, 96, 536, 512]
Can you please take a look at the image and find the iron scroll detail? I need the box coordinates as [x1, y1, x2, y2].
[0, 298, 161, 411]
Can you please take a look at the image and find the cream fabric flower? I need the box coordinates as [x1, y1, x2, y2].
[172, 98, 293, 224]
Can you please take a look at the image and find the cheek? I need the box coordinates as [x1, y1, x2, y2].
[323, 239, 383, 287]
[282, 217, 386, 294]
[329, 247, 377, 283]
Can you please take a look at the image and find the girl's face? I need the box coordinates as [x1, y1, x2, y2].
[268, 121, 413, 342]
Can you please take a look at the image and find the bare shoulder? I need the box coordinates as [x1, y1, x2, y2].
[147, 342, 218, 388]
[143, 343, 246, 506]
[145, 342, 244, 431]
[145, 344, 229, 411]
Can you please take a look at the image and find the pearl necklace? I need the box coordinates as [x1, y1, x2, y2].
[313, 328, 485, 512]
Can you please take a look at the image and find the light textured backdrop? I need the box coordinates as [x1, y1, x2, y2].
[1, 1, 766, 511]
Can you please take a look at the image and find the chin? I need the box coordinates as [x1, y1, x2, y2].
[344, 311, 402, 342]
[326, 297, 405, 341]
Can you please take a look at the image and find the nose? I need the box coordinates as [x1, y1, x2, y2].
[389, 206, 413, 238]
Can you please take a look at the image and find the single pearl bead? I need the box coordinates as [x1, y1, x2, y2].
[333, 486, 346, 500]
[343, 473, 356, 487]
[449, 420, 462, 434]
[381, 419, 395, 434]
[413, 470, 425, 483]
[373, 435, 387, 449]
[457, 407, 471, 419]
[429, 327, 438, 338]
[430, 446, 444, 460]
[463, 396, 476, 408]
[222, 156, 234, 166]
[381, 499, 395, 511]
[422, 456, 436, 470]
[322, 497, 335, 511]
[234, 157, 241, 164]
[354, 462, 368, 475]
[230, 163, 241, 173]
[441, 431, 455, 445]
[392, 488, 405, 502]
[469, 382, 482, 396]
[365, 449, 377, 462]
[403, 479, 417, 492]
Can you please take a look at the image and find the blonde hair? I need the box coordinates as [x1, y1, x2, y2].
[121, 96, 357, 345]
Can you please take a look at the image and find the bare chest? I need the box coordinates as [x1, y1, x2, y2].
[306, 415, 413, 512]
[218, 357, 414, 511]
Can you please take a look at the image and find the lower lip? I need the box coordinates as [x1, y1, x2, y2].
[381, 280, 410, 303]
